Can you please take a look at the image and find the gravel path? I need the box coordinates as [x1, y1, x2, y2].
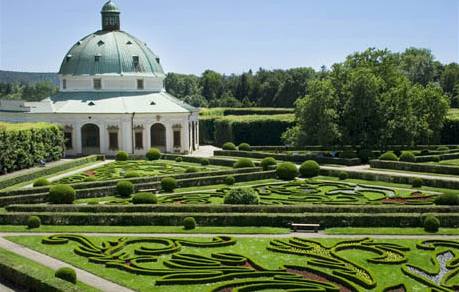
[187, 145, 221, 158]
[0, 237, 133, 292]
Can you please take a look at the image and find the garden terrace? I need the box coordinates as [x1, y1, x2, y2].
[6, 235, 459, 291]
[53, 159, 231, 184]
[370, 159, 459, 176]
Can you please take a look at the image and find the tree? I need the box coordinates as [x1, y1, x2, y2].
[200, 70, 224, 101]
[283, 79, 339, 146]
[440, 63, 459, 96]
[400, 47, 436, 86]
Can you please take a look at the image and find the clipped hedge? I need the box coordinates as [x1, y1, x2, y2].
[1, 211, 458, 227]
[0, 155, 100, 190]
[0, 122, 64, 174]
[215, 150, 361, 166]
[370, 159, 459, 176]
[200, 114, 294, 146]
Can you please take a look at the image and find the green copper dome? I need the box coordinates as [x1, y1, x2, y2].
[59, 1, 164, 76]
[101, 1, 120, 13]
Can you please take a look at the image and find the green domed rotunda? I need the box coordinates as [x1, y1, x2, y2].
[0, 1, 199, 156]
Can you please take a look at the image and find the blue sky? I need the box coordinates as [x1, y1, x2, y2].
[0, 0, 458, 75]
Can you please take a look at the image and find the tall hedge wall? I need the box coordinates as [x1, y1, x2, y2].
[0, 123, 64, 173]
[200, 114, 294, 146]
[441, 119, 459, 144]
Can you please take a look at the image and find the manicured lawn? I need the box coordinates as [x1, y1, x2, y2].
[437, 159, 459, 166]
[0, 225, 289, 234]
[7, 235, 458, 291]
[55, 160, 228, 184]
[76, 177, 439, 206]
[0, 246, 98, 291]
[326, 227, 459, 235]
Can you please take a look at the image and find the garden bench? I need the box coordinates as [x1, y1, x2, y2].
[290, 223, 320, 233]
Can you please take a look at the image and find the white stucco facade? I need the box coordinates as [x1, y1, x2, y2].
[0, 1, 199, 156]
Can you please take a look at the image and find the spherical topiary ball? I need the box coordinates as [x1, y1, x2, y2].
[338, 171, 349, 180]
[412, 177, 423, 188]
[399, 151, 416, 162]
[233, 158, 254, 168]
[224, 175, 236, 185]
[299, 160, 320, 178]
[200, 158, 210, 166]
[261, 157, 277, 171]
[175, 156, 183, 162]
[115, 151, 129, 161]
[33, 178, 50, 187]
[183, 217, 196, 230]
[132, 192, 158, 204]
[423, 215, 440, 233]
[238, 143, 251, 151]
[116, 180, 134, 197]
[276, 162, 298, 180]
[161, 177, 177, 192]
[223, 187, 259, 205]
[146, 148, 161, 161]
[222, 142, 237, 151]
[48, 184, 76, 204]
[378, 151, 398, 161]
[27, 216, 41, 229]
[55, 267, 77, 284]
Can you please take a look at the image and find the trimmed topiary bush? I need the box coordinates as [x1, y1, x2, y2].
[200, 158, 210, 166]
[339, 151, 357, 159]
[261, 157, 277, 171]
[33, 178, 50, 187]
[27, 216, 41, 229]
[183, 217, 196, 230]
[379, 151, 398, 161]
[423, 215, 440, 233]
[238, 143, 251, 151]
[175, 156, 183, 162]
[338, 171, 349, 180]
[276, 162, 298, 180]
[233, 158, 255, 168]
[434, 193, 459, 205]
[411, 177, 423, 188]
[55, 267, 77, 284]
[357, 149, 373, 163]
[399, 151, 416, 162]
[185, 167, 198, 173]
[222, 142, 237, 150]
[146, 148, 161, 161]
[224, 175, 236, 185]
[299, 160, 320, 178]
[132, 192, 157, 204]
[115, 151, 129, 161]
[124, 171, 139, 178]
[224, 187, 259, 205]
[48, 184, 76, 204]
[116, 180, 134, 198]
[161, 177, 177, 192]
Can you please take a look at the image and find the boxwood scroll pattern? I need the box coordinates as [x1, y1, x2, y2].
[41, 234, 346, 290]
[268, 237, 409, 290]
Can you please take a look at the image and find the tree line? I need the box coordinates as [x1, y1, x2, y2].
[165, 47, 459, 108]
[0, 81, 58, 101]
[283, 48, 452, 148]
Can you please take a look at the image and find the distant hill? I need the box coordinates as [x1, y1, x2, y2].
[0, 70, 59, 85]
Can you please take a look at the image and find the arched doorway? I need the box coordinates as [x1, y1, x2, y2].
[81, 123, 100, 154]
[151, 123, 166, 151]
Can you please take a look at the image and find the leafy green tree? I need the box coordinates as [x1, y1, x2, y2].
[283, 79, 339, 146]
[200, 70, 224, 101]
[400, 47, 436, 86]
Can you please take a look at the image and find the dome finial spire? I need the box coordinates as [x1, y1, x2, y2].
[101, 1, 121, 31]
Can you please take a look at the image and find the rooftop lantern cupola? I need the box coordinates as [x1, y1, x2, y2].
[101, 1, 121, 31]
